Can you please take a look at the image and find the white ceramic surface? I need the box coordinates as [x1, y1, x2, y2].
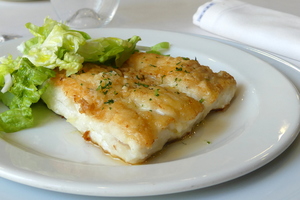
[0, 29, 299, 197]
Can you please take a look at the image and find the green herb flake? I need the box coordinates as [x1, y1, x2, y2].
[136, 75, 145, 81]
[199, 98, 205, 103]
[175, 78, 182, 82]
[161, 75, 166, 83]
[135, 82, 149, 88]
[154, 89, 160, 96]
[97, 79, 112, 91]
[103, 90, 109, 95]
[176, 67, 183, 71]
[104, 99, 114, 105]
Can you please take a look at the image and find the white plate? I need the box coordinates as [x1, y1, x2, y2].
[0, 29, 299, 197]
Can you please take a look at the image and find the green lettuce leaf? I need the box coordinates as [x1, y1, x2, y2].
[0, 57, 55, 132]
[146, 42, 170, 54]
[0, 107, 33, 133]
[136, 42, 170, 55]
[0, 55, 22, 87]
[77, 35, 141, 67]
[17, 17, 89, 76]
[18, 17, 142, 75]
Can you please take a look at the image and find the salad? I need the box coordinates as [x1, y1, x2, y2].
[0, 17, 169, 133]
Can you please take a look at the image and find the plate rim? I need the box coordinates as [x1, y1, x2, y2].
[0, 28, 299, 197]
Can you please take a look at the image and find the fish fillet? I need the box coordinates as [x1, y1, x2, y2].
[41, 52, 236, 164]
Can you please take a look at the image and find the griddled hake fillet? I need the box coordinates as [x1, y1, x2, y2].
[41, 52, 237, 164]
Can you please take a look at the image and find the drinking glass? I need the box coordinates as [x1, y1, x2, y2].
[50, 0, 120, 29]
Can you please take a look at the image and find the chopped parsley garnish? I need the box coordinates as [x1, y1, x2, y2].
[135, 82, 149, 88]
[161, 75, 166, 83]
[97, 79, 113, 95]
[97, 79, 112, 90]
[136, 75, 145, 81]
[103, 90, 108, 95]
[199, 98, 205, 103]
[176, 67, 183, 71]
[104, 99, 114, 104]
[154, 89, 160, 96]
[175, 78, 182, 86]
[175, 78, 182, 82]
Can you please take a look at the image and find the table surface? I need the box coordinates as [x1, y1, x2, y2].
[0, 0, 300, 199]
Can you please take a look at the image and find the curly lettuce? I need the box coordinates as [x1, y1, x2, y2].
[0, 57, 55, 132]
[18, 17, 142, 76]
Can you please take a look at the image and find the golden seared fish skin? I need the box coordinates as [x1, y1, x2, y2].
[41, 52, 236, 164]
